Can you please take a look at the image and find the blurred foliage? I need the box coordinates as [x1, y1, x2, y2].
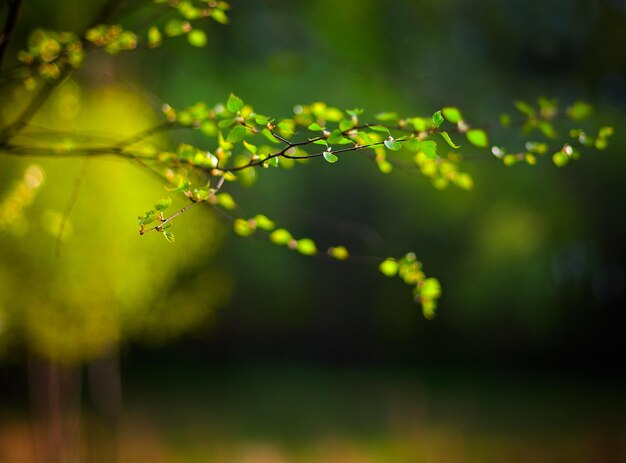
[0, 0, 624, 364]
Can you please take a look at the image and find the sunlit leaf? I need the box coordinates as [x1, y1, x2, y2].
[216, 193, 236, 210]
[431, 110, 444, 128]
[187, 29, 207, 47]
[227, 93, 244, 113]
[375, 112, 398, 122]
[384, 138, 403, 151]
[466, 129, 489, 147]
[439, 131, 460, 148]
[233, 218, 255, 236]
[296, 238, 317, 256]
[323, 151, 338, 163]
[328, 246, 349, 260]
[270, 228, 293, 245]
[379, 258, 399, 277]
[442, 107, 462, 124]
[154, 197, 172, 211]
[226, 124, 246, 143]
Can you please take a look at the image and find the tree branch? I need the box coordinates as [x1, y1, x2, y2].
[0, 0, 23, 71]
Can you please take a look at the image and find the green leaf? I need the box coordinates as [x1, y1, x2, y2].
[439, 131, 460, 148]
[210, 8, 229, 24]
[233, 218, 255, 237]
[323, 151, 338, 163]
[379, 258, 399, 277]
[226, 93, 244, 113]
[328, 246, 349, 260]
[514, 100, 535, 117]
[369, 125, 390, 134]
[147, 26, 162, 48]
[431, 110, 444, 128]
[566, 101, 592, 121]
[420, 277, 441, 299]
[502, 154, 518, 166]
[252, 214, 275, 231]
[163, 230, 175, 243]
[326, 129, 344, 144]
[164, 19, 187, 37]
[375, 112, 398, 122]
[307, 122, 324, 131]
[499, 113, 511, 128]
[418, 140, 438, 159]
[254, 115, 269, 125]
[377, 160, 393, 174]
[243, 140, 257, 155]
[346, 108, 363, 117]
[187, 29, 207, 47]
[384, 138, 403, 151]
[216, 193, 236, 210]
[339, 119, 353, 132]
[270, 228, 293, 245]
[154, 197, 172, 211]
[296, 238, 317, 256]
[538, 121, 556, 139]
[552, 151, 570, 167]
[226, 124, 246, 143]
[218, 118, 236, 128]
[453, 173, 473, 190]
[442, 107, 462, 123]
[166, 178, 191, 193]
[408, 117, 427, 131]
[466, 129, 489, 148]
[261, 128, 280, 143]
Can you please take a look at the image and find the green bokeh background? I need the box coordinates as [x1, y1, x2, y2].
[1, 0, 625, 461]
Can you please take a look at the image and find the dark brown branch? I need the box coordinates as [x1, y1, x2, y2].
[0, 0, 123, 144]
[0, 0, 23, 71]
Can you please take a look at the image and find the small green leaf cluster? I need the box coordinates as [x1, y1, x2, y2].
[85, 24, 137, 54]
[491, 98, 613, 168]
[138, 196, 174, 240]
[149, 0, 229, 48]
[16, 29, 84, 88]
[379, 253, 441, 318]
[132, 94, 613, 315]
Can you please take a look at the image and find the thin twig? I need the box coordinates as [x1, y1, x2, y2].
[55, 159, 91, 258]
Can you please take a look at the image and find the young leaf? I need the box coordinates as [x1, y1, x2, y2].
[233, 218, 255, 237]
[163, 230, 175, 243]
[147, 26, 162, 48]
[252, 214, 275, 231]
[328, 246, 349, 260]
[379, 258, 399, 277]
[566, 101, 592, 121]
[442, 107, 462, 123]
[384, 138, 403, 151]
[296, 238, 317, 256]
[227, 93, 244, 113]
[466, 129, 489, 147]
[439, 131, 460, 148]
[270, 228, 293, 245]
[226, 124, 246, 143]
[154, 197, 172, 211]
[187, 29, 207, 47]
[514, 100, 535, 117]
[307, 122, 324, 131]
[216, 193, 236, 210]
[418, 140, 438, 159]
[431, 110, 444, 128]
[323, 151, 338, 163]
[375, 112, 398, 122]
